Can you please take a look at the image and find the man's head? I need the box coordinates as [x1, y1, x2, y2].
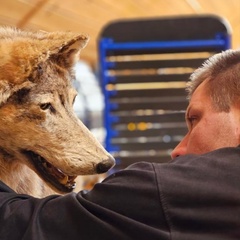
[171, 49, 240, 159]
[187, 49, 240, 112]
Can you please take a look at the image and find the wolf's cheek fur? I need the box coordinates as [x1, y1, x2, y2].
[0, 102, 47, 153]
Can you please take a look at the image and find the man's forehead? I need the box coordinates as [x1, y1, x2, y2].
[189, 81, 208, 103]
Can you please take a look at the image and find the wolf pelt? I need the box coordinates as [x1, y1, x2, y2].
[0, 27, 115, 197]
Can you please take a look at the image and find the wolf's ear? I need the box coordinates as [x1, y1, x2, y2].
[52, 35, 89, 69]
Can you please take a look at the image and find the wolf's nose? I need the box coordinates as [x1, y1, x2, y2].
[96, 157, 115, 174]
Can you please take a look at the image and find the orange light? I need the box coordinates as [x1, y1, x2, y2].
[127, 122, 136, 131]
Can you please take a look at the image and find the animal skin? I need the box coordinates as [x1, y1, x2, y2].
[0, 27, 115, 197]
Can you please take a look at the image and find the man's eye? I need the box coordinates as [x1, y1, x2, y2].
[187, 116, 198, 126]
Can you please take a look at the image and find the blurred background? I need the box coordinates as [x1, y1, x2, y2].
[1, 0, 239, 66]
[1, 0, 240, 186]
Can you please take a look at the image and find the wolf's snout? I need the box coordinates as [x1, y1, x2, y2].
[96, 157, 115, 174]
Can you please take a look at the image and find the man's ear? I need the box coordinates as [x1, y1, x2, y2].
[51, 35, 89, 69]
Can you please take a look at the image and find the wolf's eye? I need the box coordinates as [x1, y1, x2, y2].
[40, 103, 52, 110]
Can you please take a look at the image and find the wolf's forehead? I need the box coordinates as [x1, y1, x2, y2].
[31, 85, 77, 105]
[34, 78, 74, 95]
[34, 60, 72, 84]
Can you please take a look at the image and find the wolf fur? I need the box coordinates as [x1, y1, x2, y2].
[0, 27, 115, 197]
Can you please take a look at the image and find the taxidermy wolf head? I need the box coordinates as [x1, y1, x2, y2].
[0, 27, 115, 197]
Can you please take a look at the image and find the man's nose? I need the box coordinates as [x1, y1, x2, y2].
[171, 136, 188, 159]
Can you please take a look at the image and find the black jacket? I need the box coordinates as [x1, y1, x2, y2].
[0, 147, 240, 239]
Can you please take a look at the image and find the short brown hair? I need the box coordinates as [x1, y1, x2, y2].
[186, 49, 240, 112]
